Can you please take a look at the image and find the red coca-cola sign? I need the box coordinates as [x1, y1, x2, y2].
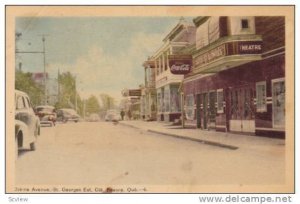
[168, 55, 192, 75]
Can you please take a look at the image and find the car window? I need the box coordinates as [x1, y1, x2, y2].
[24, 96, 30, 108]
[16, 96, 25, 109]
[26, 97, 32, 108]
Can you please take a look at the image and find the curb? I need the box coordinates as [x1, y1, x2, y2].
[118, 122, 140, 129]
[147, 130, 238, 150]
[119, 122, 238, 150]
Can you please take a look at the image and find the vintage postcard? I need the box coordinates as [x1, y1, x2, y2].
[5, 6, 294, 193]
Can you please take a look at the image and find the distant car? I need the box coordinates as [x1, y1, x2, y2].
[35, 105, 56, 126]
[87, 113, 100, 122]
[105, 109, 121, 121]
[56, 108, 80, 123]
[15, 90, 40, 158]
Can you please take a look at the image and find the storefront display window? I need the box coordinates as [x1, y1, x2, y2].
[217, 89, 224, 113]
[157, 92, 161, 112]
[230, 90, 238, 119]
[161, 88, 165, 112]
[256, 81, 267, 112]
[164, 88, 170, 112]
[170, 86, 181, 112]
[185, 94, 195, 120]
[150, 94, 156, 112]
[272, 78, 285, 128]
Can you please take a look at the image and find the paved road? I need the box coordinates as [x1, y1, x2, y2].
[16, 121, 285, 186]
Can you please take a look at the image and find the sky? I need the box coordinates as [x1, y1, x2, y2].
[15, 17, 193, 104]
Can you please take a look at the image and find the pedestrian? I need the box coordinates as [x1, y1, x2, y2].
[120, 109, 125, 120]
[127, 110, 132, 120]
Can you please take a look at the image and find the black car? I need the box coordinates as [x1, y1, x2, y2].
[35, 105, 57, 126]
[56, 108, 80, 123]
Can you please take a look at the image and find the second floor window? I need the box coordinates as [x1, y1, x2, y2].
[241, 19, 249, 29]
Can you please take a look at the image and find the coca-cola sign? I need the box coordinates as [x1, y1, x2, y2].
[168, 55, 192, 75]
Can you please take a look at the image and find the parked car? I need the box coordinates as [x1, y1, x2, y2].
[35, 105, 56, 126]
[56, 108, 80, 123]
[87, 113, 100, 122]
[105, 109, 121, 121]
[15, 90, 40, 158]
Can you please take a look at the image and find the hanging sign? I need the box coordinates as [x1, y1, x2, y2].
[168, 55, 192, 75]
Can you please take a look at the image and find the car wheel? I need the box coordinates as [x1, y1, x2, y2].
[30, 142, 36, 151]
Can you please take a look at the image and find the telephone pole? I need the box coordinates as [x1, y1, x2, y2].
[41, 36, 46, 104]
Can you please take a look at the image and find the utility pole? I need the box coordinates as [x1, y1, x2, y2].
[38, 34, 49, 105]
[42, 35, 47, 105]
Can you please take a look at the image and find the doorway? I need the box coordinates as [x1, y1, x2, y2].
[229, 85, 255, 133]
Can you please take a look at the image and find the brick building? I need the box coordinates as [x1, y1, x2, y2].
[182, 16, 285, 138]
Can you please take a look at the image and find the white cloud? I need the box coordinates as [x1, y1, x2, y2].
[47, 31, 164, 104]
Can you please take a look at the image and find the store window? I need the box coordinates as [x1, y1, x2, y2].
[157, 92, 161, 112]
[256, 81, 267, 112]
[217, 89, 224, 113]
[185, 94, 195, 120]
[272, 78, 285, 128]
[230, 90, 238, 119]
[170, 86, 181, 112]
[164, 88, 170, 112]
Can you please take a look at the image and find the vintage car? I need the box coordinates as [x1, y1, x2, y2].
[35, 105, 57, 126]
[87, 113, 100, 122]
[56, 108, 80, 123]
[15, 90, 40, 158]
[104, 109, 121, 122]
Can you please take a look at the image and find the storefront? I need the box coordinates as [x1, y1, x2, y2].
[183, 16, 285, 138]
[141, 59, 157, 120]
[151, 18, 196, 122]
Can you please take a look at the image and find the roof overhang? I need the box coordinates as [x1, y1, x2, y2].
[192, 35, 263, 74]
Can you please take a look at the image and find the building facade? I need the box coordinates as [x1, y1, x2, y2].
[152, 18, 196, 122]
[141, 58, 157, 120]
[183, 16, 285, 138]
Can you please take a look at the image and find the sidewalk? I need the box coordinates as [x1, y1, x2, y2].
[118, 120, 285, 151]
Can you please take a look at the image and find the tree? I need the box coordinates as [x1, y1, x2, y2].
[56, 72, 80, 110]
[15, 70, 43, 106]
[85, 95, 101, 115]
[100, 93, 115, 111]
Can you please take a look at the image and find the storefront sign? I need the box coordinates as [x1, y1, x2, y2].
[168, 55, 192, 75]
[238, 41, 263, 54]
[128, 89, 141, 97]
[194, 44, 226, 68]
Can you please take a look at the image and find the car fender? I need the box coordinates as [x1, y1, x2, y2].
[15, 119, 35, 148]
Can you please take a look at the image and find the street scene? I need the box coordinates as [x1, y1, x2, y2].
[9, 6, 294, 193]
[16, 121, 285, 186]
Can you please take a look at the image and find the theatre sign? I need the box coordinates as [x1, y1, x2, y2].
[193, 40, 263, 73]
[168, 55, 193, 75]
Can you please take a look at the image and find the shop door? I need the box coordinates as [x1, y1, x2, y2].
[196, 94, 201, 128]
[229, 85, 255, 133]
[202, 93, 208, 129]
[208, 91, 217, 129]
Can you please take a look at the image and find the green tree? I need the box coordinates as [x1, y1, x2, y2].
[56, 72, 81, 110]
[85, 95, 100, 115]
[100, 93, 115, 111]
[15, 70, 43, 106]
